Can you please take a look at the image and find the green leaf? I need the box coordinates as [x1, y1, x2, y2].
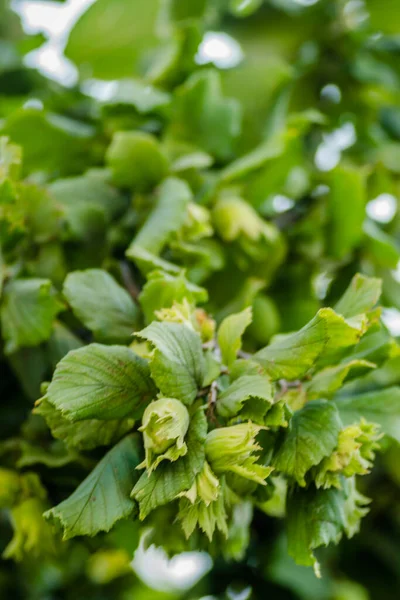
[137, 321, 205, 404]
[1, 278, 64, 354]
[229, 0, 263, 17]
[4, 497, 57, 560]
[165, 0, 208, 23]
[171, 150, 213, 173]
[171, 70, 242, 161]
[305, 360, 376, 400]
[15, 183, 63, 244]
[35, 398, 134, 451]
[335, 386, 400, 442]
[366, 0, 400, 34]
[16, 440, 76, 470]
[49, 174, 126, 239]
[128, 177, 192, 255]
[212, 196, 276, 244]
[220, 134, 285, 183]
[132, 404, 207, 519]
[47, 343, 156, 421]
[47, 321, 83, 369]
[217, 307, 252, 368]
[106, 131, 169, 191]
[139, 270, 207, 324]
[102, 78, 171, 114]
[334, 274, 382, 318]
[328, 165, 366, 260]
[286, 486, 346, 573]
[1, 108, 94, 175]
[65, 0, 159, 79]
[254, 308, 368, 381]
[45, 434, 142, 539]
[203, 350, 221, 386]
[63, 269, 140, 343]
[247, 293, 281, 345]
[347, 322, 397, 365]
[273, 401, 342, 486]
[0, 136, 21, 182]
[363, 220, 400, 268]
[216, 374, 273, 419]
[8, 346, 49, 400]
[126, 246, 180, 276]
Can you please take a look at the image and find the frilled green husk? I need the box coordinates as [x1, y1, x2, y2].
[314, 420, 382, 489]
[205, 422, 273, 485]
[139, 397, 190, 472]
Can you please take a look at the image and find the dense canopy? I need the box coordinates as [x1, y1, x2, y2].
[1, 1, 400, 599]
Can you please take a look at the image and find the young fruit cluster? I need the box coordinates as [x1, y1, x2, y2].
[32, 272, 387, 576]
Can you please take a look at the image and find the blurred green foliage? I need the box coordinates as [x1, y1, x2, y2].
[1, 1, 400, 599]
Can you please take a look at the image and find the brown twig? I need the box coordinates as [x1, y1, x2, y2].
[207, 380, 220, 426]
[275, 378, 302, 401]
[119, 260, 140, 300]
[237, 349, 252, 359]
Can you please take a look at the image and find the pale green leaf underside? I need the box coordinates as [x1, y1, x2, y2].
[306, 359, 375, 400]
[217, 374, 273, 418]
[287, 486, 346, 569]
[335, 386, 400, 442]
[139, 270, 207, 324]
[45, 434, 142, 539]
[125, 246, 180, 276]
[1, 278, 63, 354]
[254, 307, 367, 380]
[35, 398, 134, 451]
[273, 400, 342, 486]
[47, 343, 156, 421]
[137, 321, 205, 404]
[63, 269, 139, 343]
[334, 273, 382, 319]
[328, 165, 366, 260]
[218, 307, 252, 368]
[172, 69, 241, 162]
[132, 405, 207, 519]
[49, 174, 126, 223]
[17, 440, 76, 469]
[128, 177, 192, 256]
[47, 321, 83, 368]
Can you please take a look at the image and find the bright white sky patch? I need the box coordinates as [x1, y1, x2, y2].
[196, 32, 243, 69]
[313, 271, 333, 300]
[272, 194, 295, 213]
[366, 193, 397, 224]
[24, 43, 78, 85]
[315, 122, 356, 171]
[312, 184, 330, 197]
[343, 0, 369, 29]
[295, 0, 320, 5]
[81, 79, 119, 101]
[320, 83, 342, 104]
[329, 121, 357, 151]
[226, 585, 252, 600]
[132, 543, 212, 592]
[391, 260, 400, 283]
[13, 0, 96, 85]
[381, 307, 400, 337]
[13, 0, 95, 36]
[23, 98, 44, 109]
[315, 144, 341, 171]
